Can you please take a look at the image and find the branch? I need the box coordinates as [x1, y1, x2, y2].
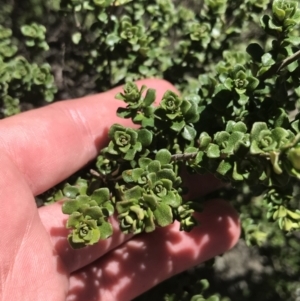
[259, 49, 300, 81]
[171, 152, 198, 161]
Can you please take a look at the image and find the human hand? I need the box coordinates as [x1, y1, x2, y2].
[0, 79, 240, 301]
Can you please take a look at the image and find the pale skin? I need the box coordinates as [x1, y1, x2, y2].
[0, 79, 240, 301]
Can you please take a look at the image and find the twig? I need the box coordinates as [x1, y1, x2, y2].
[90, 169, 101, 177]
[171, 152, 198, 161]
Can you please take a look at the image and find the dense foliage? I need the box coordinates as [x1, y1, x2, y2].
[2, 0, 300, 300]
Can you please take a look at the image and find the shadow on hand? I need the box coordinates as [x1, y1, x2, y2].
[66, 199, 239, 301]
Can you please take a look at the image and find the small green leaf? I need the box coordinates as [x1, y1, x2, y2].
[217, 160, 232, 176]
[66, 212, 83, 228]
[287, 147, 300, 170]
[154, 203, 173, 227]
[130, 205, 145, 220]
[113, 0, 133, 5]
[261, 53, 275, 66]
[199, 132, 211, 149]
[72, 32, 82, 44]
[132, 168, 144, 181]
[272, 2, 286, 21]
[105, 33, 120, 46]
[199, 279, 210, 291]
[148, 160, 161, 172]
[84, 206, 104, 219]
[116, 200, 136, 214]
[137, 128, 152, 146]
[155, 149, 172, 164]
[138, 157, 152, 169]
[63, 185, 79, 198]
[99, 221, 113, 239]
[206, 144, 220, 158]
[91, 188, 110, 205]
[62, 200, 81, 214]
[251, 122, 268, 140]
[123, 186, 143, 201]
[163, 191, 181, 208]
[182, 124, 197, 141]
[143, 88, 156, 106]
[124, 148, 136, 161]
[143, 194, 158, 210]
[144, 209, 155, 232]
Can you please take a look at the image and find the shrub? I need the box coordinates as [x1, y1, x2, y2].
[3, 0, 300, 300]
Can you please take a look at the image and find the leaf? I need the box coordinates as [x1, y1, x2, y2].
[157, 169, 176, 182]
[105, 33, 120, 47]
[261, 53, 275, 66]
[138, 157, 152, 169]
[250, 122, 268, 141]
[217, 160, 232, 176]
[144, 209, 155, 232]
[124, 148, 136, 161]
[272, 2, 286, 22]
[246, 43, 265, 62]
[123, 186, 143, 201]
[232, 162, 244, 181]
[72, 32, 82, 44]
[162, 191, 181, 208]
[62, 200, 81, 214]
[148, 160, 161, 172]
[116, 200, 136, 214]
[247, 76, 259, 90]
[143, 88, 156, 106]
[269, 151, 282, 175]
[180, 99, 192, 114]
[112, 0, 133, 6]
[284, 36, 300, 45]
[287, 60, 298, 72]
[199, 279, 209, 290]
[170, 120, 185, 132]
[117, 107, 133, 118]
[68, 235, 85, 249]
[182, 125, 197, 141]
[84, 206, 104, 219]
[66, 212, 83, 228]
[137, 128, 152, 146]
[63, 185, 79, 199]
[155, 149, 172, 164]
[97, 11, 108, 22]
[250, 141, 264, 155]
[214, 131, 229, 145]
[132, 168, 144, 181]
[102, 201, 115, 216]
[154, 203, 173, 227]
[141, 116, 155, 127]
[143, 194, 158, 210]
[199, 132, 211, 149]
[287, 147, 300, 170]
[206, 144, 220, 158]
[232, 121, 247, 133]
[130, 205, 145, 220]
[223, 132, 245, 154]
[99, 221, 113, 239]
[91, 188, 110, 204]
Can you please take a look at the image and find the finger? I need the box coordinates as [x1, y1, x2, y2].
[38, 173, 220, 274]
[0, 152, 69, 300]
[0, 79, 177, 195]
[66, 199, 240, 301]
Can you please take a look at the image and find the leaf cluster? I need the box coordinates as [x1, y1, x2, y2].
[0, 24, 56, 117]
